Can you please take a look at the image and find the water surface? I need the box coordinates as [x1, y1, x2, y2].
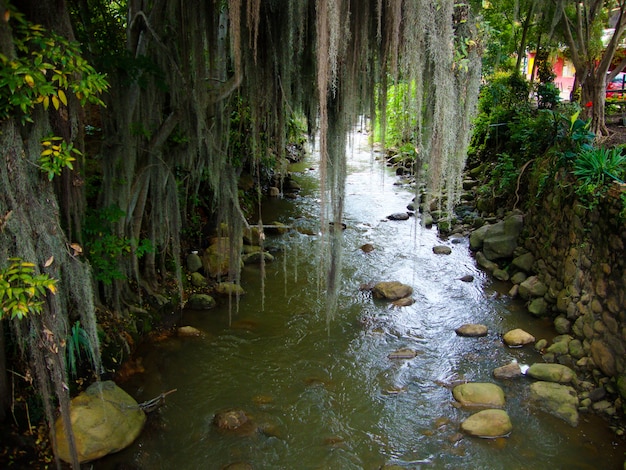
[97, 129, 626, 469]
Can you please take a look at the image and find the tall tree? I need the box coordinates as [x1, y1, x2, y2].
[554, 0, 626, 136]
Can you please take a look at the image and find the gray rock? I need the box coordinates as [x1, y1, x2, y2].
[460, 409, 512, 438]
[530, 381, 579, 426]
[482, 214, 524, 260]
[187, 293, 216, 310]
[388, 348, 418, 359]
[54, 381, 146, 463]
[527, 363, 575, 383]
[459, 274, 474, 282]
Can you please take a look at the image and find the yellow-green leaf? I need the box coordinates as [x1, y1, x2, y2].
[51, 95, 60, 110]
[57, 89, 67, 106]
[41, 149, 53, 156]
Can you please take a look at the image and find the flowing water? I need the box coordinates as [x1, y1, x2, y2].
[97, 129, 626, 469]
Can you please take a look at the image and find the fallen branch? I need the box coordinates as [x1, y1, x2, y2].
[138, 388, 177, 413]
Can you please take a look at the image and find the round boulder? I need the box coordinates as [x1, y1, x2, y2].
[54, 381, 146, 463]
[460, 409, 512, 438]
[452, 382, 505, 408]
[503, 328, 535, 347]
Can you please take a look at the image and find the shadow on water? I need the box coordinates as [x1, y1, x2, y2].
[96, 130, 626, 469]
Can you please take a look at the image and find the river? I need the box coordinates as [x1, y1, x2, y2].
[97, 127, 626, 469]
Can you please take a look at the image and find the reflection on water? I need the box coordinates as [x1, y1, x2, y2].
[97, 131, 626, 469]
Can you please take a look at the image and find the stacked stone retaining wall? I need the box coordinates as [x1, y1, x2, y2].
[522, 186, 626, 385]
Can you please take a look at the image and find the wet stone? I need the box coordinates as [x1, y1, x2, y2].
[455, 324, 488, 337]
[433, 245, 452, 255]
[388, 348, 418, 359]
[387, 212, 410, 221]
[527, 363, 575, 383]
[460, 409, 512, 438]
[503, 328, 535, 347]
[493, 362, 522, 380]
[452, 382, 506, 408]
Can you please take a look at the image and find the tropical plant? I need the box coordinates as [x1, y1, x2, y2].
[573, 147, 626, 187]
[0, 258, 57, 320]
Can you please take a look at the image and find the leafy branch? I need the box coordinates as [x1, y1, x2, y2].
[0, 6, 109, 124]
[0, 258, 57, 320]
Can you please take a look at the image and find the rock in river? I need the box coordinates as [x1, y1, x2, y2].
[461, 409, 512, 438]
[433, 245, 452, 255]
[503, 328, 535, 347]
[455, 324, 488, 337]
[452, 382, 506, 408]
[372, 281, 413, 300]
[530, 381, 579, 427]
[387, 212, 410, 221]
[54, 381, 146, 463]
[527, 363, 575, 384]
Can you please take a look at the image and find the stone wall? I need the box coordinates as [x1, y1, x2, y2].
[521, 185, 626, 391]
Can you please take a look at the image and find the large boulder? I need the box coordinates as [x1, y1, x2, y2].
[54, 381, 146, 463]
[455, 324, 488, 337]
[527, 363, 575, 383]
[452, 382, 506, 408]
[530, 381, 579, 426]
[372, 281, 413, 301]
[481, 214, 524, 261]
[460, 409, 512, 438]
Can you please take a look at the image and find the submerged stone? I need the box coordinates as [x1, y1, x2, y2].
[530, 381, 579, 427]
[215, 282, 246, 296]
[392, 296, 415, 307]
[388, 348, 418, 359]
[460, 409, 512, 438]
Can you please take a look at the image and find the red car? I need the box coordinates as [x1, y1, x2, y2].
[607, 72, 626, 99]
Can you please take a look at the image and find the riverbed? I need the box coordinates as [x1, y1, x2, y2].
[97, 128, 626, 469]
